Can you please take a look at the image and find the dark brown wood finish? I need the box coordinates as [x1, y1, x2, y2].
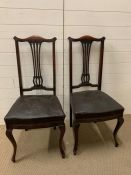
[68, 35, 124, 155]
[59, 125, 66, 158]
[6, 129, 17, 162]
[73, 123, 80, 155]
[68, 35, 105, 92]
[5, 36, 66, 162]
[113, 116, 124, 147]
[14, 36, 57, 95]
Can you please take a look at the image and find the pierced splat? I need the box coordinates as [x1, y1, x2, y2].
[81, 41, 92, 85]
[29, 42, 43, 87]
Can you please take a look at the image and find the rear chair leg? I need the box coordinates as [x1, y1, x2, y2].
[59, 125, 65, 158]
[113, 117, 124, 147]
[6, 129, 17, 162]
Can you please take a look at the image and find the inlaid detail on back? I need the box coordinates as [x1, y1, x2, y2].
[81, 41, 92, 84]
[29, 42, 43, 87]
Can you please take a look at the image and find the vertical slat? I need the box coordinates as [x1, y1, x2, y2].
[30, 43, 36, 85]
[69, 38, 73, 93]
[29, 42, 43, 87]
[69, 38, 73, 127]
[81, 41, 92, 84]
[53, 40, 56, 95]
[14, 40, 23, 96]
[98, 38, 105, 90]
[38, 43, 43, 85]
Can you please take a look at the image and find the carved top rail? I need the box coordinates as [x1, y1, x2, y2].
[14, 36, 57, 43]
[68, 35, 105, 42]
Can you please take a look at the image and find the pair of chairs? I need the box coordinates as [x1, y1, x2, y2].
[4, 35, 124, 162]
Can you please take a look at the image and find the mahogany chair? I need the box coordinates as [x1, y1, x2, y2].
[4, 36, 65, 162]
[68, 35, 124, 155]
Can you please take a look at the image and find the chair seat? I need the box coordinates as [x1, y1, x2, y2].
[5, 95, 65, 124]
[71, 90, 124, 119]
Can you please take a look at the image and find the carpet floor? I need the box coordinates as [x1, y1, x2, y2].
[0, 115, 131, 175]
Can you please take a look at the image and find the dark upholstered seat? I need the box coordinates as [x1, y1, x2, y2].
[5, 95, 65, 124]
[71, 90, 124, 118]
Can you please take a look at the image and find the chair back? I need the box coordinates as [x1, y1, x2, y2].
[14, 36, 57, 96]
[68, 35, 105, 93]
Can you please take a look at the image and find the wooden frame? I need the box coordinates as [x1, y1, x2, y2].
[5, 36, 66, 162]
[68, 35, 124, 155]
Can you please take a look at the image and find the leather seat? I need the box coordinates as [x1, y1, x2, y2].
[71, 90, 124, 118]
[5, 95, 65, 124]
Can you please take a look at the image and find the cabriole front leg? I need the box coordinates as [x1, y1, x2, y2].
[73, 123, 80, 155]
[59, 125, 65, 158]
[113, 116, 124, 147]
[6, 129, 17, 162]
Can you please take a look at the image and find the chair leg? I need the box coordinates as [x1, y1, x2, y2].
[73, 123, 80, 155]
[113, 117, 124, 147]
[70, 105, 72, 127]
[6, 129, 17, 162]
[59, 125, 65, 158]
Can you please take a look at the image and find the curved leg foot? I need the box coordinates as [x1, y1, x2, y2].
[113, 117, 124, 147]
[59, 125, 65, 158]
[6, 129, 17, 162]
[73, 124, 80, 155]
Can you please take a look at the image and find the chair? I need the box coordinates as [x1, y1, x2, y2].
[4, 36, 66, 162]
[68, 35, 124, 155]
